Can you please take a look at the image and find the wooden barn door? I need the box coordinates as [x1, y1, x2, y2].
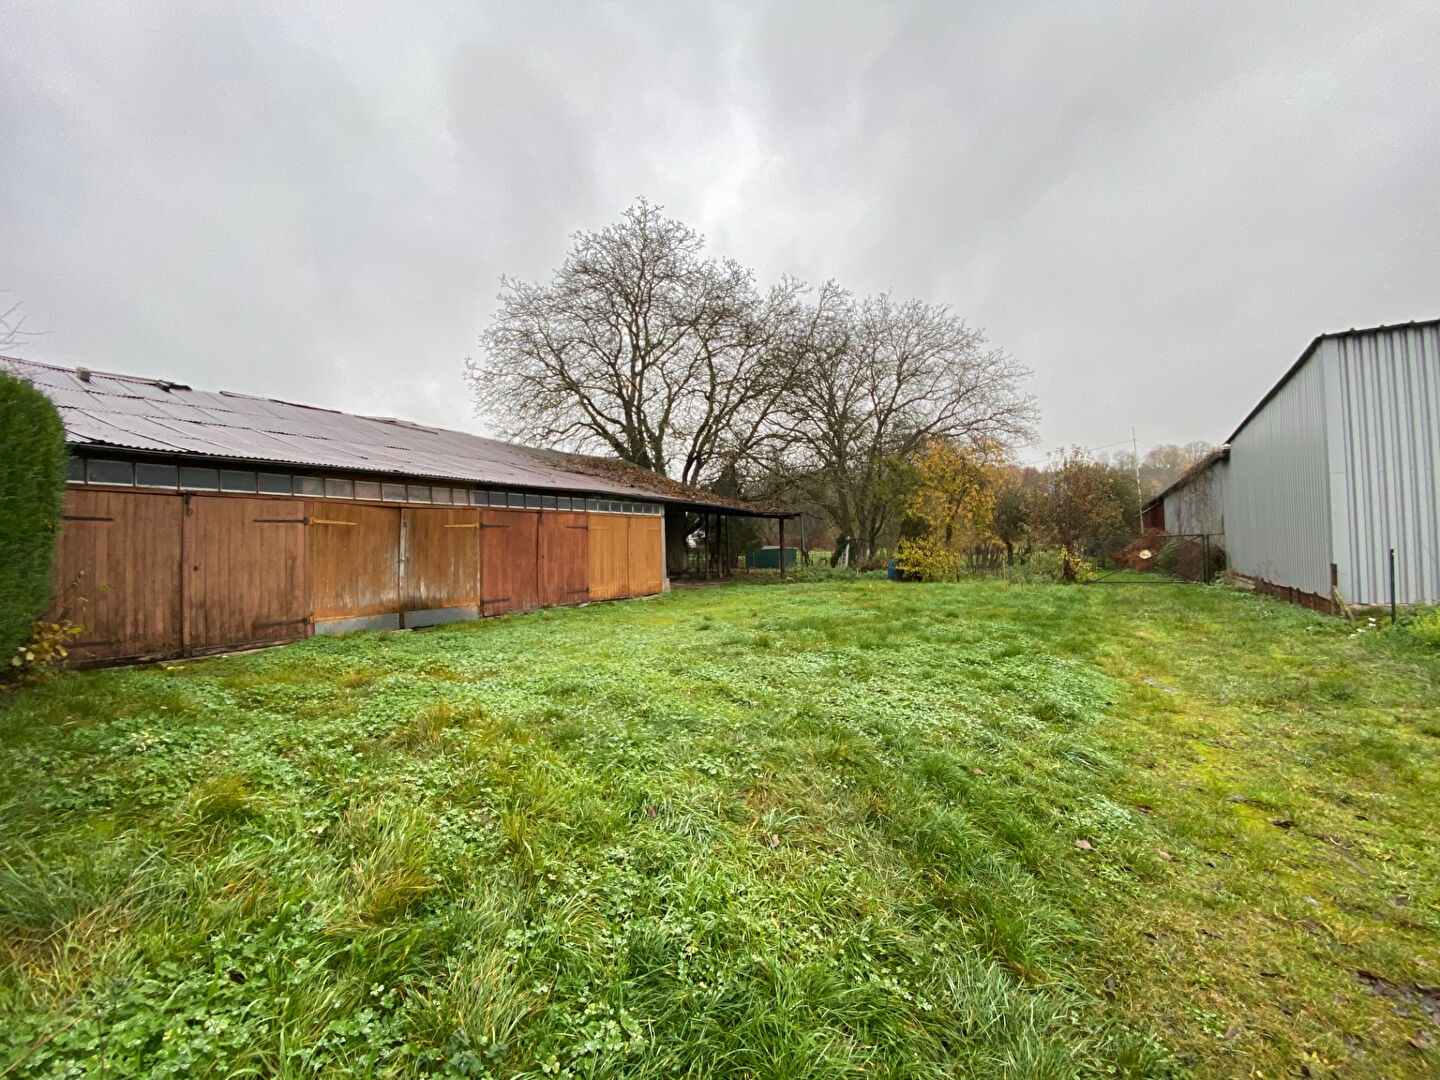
[479, 509, 539, 615]
[586, 514, 629, 600]
[626, 515, 665, 596]
[52, 489, 184, 662]
[400, 507, 480, 626]
[183, 496, 309, 653]
[538, 512, 589, 607]
[310, 501, 402, 632]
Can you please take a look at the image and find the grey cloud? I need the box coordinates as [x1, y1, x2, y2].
[2, 1, 1436, 455]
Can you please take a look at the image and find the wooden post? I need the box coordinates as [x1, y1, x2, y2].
[779, 516, 786, 581]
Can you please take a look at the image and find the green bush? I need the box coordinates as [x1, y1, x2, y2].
[1009, 547, 1096, 584]
[0, 369, 68, 665]
[1407, 607, 1440, 648]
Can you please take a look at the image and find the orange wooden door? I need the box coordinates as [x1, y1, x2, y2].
[479, 509, 539, 615]
[586, 514, 629, 600]
[51, 489, 184, 662]
[183, 496, 309, 652]
[538, 511, 589, 606]
[626, 515, 664, 596]
[400, 506, 480, 625]
[310, 500, 402, 629]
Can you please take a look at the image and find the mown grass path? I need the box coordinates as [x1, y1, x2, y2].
[2, 580, 1436, 1078]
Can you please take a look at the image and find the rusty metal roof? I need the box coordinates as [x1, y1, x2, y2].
[2, 356, 786, 515]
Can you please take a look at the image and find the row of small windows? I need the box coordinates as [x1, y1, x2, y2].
[66, 458, 664, 515]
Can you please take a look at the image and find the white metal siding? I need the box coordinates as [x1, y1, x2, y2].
[1163, 459, 1227, 537]
[1330, 325, 1440, 605]
[1225, 355, 1332, 597]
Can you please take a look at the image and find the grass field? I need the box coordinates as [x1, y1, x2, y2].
[1, 578, 1437, 1078]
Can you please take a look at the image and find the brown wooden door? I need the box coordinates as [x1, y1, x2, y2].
[401, 507, 480, 625]
[310, 500, 402, 629]
[479, 509, 539, 615]
[183, 496, 309, 652]
[538, 511, 589, 606]
[626, 515, 665, 596]
[51, 489, 184, 662]
[586, 514, 629, 600]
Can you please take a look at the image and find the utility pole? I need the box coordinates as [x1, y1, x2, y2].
[1132, 427, 1143, 533]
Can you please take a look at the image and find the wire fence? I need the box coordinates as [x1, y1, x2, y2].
[1086, 533, 1226, 585]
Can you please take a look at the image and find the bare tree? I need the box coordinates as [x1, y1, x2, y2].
[773, 284, 1036, 559]
[0, 293, 39, 349]
[469, 200, 799, 485]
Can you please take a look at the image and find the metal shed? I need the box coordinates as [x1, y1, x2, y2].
[4, 357, 791, 664]
[1143, 319, 1440, 610]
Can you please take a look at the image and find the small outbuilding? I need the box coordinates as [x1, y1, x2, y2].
[1144, 319, 1439, 611]
[4, 357, 790, 664]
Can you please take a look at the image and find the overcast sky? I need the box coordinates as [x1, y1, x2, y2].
[3, 1, 1437, 460]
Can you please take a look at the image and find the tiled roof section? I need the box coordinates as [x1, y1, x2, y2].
[1, 356, 782, 514]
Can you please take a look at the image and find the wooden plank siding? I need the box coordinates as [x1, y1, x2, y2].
[479, 509, 541, 615]
[51, 488, 183, 663]
[538, 511, 589, 607]
[310, 501, 401, 626]
[400, 507, 480, 625]
[48, 490, 673, 664]
[626, 515, 665, 596]
[587, 513, 630, 600]
[183, 496, 309, 652]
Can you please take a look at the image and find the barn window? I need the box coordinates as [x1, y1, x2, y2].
[220, 470, 257, 493]
[258, 473, 292, 495]
[586, 499, 600, 512]
[508, 492, 526, 508]
[525, 494, 541, 509]
[431, 487, 452, 504]
[65, 458, 86, 483]
[408, 485, 431, 503]
[180, 466, 220, 491]
[296, 476, 325, 497]
[88, 459, 134, 486]
[354, 480, 381, 501]
[134, 462, 177, 488]
[382, 483, 407, 502]
[324, 478, 354, 499]
[542, 495, 557, 509]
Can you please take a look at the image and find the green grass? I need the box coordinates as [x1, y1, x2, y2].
[1, 580, 1437, 1078]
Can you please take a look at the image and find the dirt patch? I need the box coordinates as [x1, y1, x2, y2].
[1354, 969, 1440, 1025]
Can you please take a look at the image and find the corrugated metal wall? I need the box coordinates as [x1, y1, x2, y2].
[1162, 459, 1228, 537]
[1329, 325, 1440, 605]
[1224, 354, 1333, 598]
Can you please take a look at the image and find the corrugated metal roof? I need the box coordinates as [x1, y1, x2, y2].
[1226, 317, 1440, 446]
[2, 356, 787, 515]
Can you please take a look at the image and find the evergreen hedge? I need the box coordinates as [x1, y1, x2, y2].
[0, 368, 68, 662]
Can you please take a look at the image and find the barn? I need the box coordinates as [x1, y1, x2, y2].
[5, 357, 789, 664]
[1143, 318, 1439, 611]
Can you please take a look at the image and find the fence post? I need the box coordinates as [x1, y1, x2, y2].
[1390, 547, 1397, 625]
